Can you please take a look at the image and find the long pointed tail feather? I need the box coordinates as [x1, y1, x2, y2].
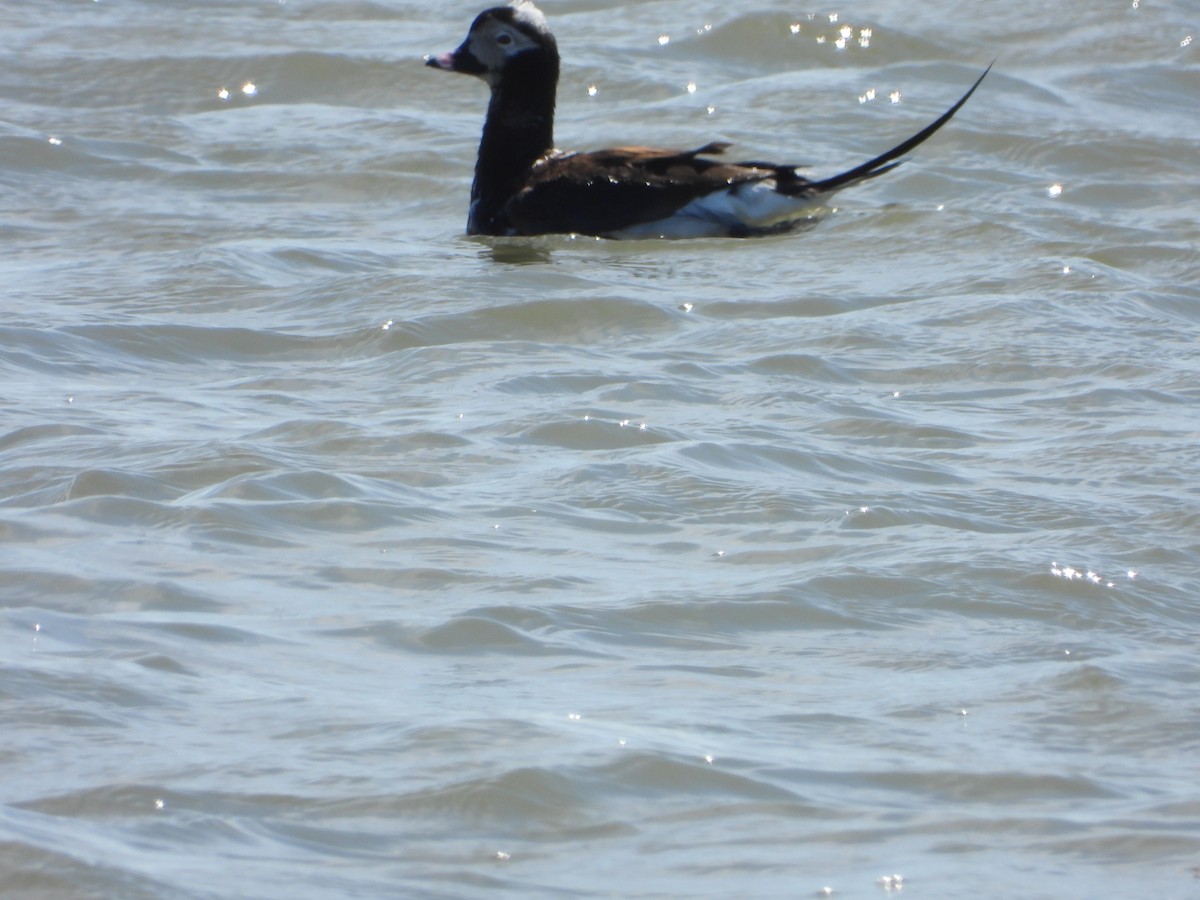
[805, 62, 993, 196]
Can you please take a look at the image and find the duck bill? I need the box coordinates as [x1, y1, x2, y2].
[424, 41, 486, 77]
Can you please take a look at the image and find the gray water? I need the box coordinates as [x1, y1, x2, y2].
[3, 0, 1199, 897]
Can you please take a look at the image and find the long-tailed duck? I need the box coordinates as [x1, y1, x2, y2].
[427, 1, 989, 239]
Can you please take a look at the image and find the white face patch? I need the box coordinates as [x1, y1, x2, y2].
[510, 0, 549, 34]
[467, 13, 545, 84]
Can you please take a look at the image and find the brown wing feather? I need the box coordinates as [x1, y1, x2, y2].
[504, 144, 782, 236]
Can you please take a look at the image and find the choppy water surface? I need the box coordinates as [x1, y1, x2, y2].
[3, 0, 1199, 896]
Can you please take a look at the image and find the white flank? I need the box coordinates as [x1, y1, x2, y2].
[608, 180, 818, 239]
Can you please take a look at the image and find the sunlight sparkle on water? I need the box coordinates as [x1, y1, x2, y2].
[657, 34, 670, 46]
[877, 874, 905, 892]
[1051, 561, 1126, 588]
[1048, 183, 1064, 197]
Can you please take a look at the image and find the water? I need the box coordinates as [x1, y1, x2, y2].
[3, 0, 1199, 896]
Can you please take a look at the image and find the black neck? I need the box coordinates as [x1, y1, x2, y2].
[469, 52, 559, 235]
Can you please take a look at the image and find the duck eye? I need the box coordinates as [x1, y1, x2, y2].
[497, 33, 513, 45]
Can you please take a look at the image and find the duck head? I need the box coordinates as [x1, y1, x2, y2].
[425, 1, 558, 89]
